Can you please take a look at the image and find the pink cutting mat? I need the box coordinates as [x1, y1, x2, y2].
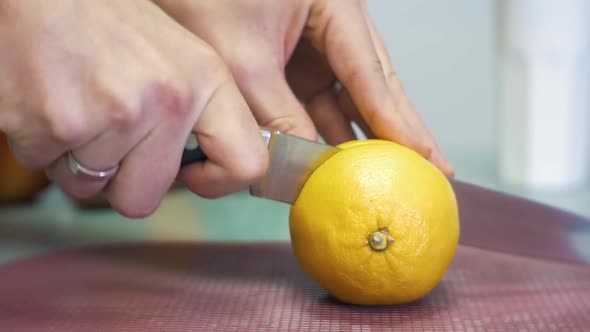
[0, 242, 588, 331]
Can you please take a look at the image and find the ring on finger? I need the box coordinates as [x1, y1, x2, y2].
[67, 151, 119, 180]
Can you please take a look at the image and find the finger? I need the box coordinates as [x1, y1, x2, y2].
[102, 86, 206, 218]
[336, 88, 376, 140]
[45, 154, 110, 200]
[46, 102, 155, 199]
[286, 39, 336, 102]
[46, 85, 186, 210]
[306, 88, 356, 145]
[306, 0, 430, 157]
[361, 5, 454, 176]
[7, 84, 109, 169]
[103, 127, 188, 218]
[177, 79, 268, 199]
[231, 58, 318, 141]
[5, 121, 74, 170]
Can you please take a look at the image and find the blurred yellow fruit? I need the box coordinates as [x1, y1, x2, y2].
[0, 133, 49, 204]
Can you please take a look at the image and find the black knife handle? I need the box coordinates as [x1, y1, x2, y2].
[180, 129, 272, 168]
[180, 145, 207, 167]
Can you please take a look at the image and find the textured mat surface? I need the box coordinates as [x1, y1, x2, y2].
[0, 242, 588, 332]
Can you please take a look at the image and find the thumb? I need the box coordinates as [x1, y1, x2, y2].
[231, 62, 318, 141]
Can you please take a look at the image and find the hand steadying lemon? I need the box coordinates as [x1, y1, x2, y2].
[289, 140, 460, 305]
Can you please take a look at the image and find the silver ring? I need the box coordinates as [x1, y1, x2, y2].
[67, 151, 119, 180]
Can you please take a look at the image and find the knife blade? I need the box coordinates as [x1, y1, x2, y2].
[180, 128, 340, 203]
[451, 180, 590, 265]
[180, 130, 590, 265]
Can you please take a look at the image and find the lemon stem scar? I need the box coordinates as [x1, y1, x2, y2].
[368, 227, 395, 251]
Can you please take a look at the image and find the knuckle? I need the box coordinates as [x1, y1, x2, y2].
[46, 114, 88, 148]
[374, 58, 384, 75]
[108, 81, 192, 130]
[234, 145, 269, 183]
[107, 97, 141, 130]
[214, 134, 268, 186]
[385, 69, 398, 83]
[39, 102, 88, 148]
[145, 81, 192, 120]
[341, 58, 385, 91]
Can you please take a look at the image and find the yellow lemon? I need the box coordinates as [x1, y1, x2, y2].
[289, 140, 460, 305]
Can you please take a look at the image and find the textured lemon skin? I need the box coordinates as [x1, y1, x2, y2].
[289, 140, 460, 305]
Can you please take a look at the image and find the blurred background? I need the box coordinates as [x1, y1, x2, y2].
[368, 0, 589, 214]
[0, 0, 588, 263]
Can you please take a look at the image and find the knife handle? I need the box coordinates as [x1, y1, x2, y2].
[180, 129, 274, 168]
[180, 134, 207, 167]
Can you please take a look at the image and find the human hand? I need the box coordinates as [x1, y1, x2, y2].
[153, 0, 454, 176]
[0, 0, 267, 217]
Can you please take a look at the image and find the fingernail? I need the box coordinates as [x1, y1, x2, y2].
[428, 148, 454, 178]
[443, 158, 455, 178]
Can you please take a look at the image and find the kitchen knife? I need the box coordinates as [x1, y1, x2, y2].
[181, 128, 340, 204]
[180, 129, 590, 265]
